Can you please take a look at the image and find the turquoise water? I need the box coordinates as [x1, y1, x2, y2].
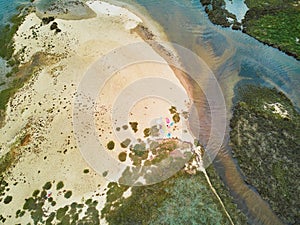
[0, 0, 31, 89]
[0, 0, 30, 26]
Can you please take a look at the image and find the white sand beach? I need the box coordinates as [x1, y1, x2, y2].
[0, 0, 192, 224]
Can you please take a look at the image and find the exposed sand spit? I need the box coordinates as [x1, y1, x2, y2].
[0, 1, 191, 224]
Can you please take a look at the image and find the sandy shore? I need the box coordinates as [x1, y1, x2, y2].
[0, 0, 191, 224]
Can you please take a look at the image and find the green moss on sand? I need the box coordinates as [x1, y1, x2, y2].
[0, 150, 15, 175]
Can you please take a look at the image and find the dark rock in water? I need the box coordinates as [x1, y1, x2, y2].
[232, 21, 241, 30]
[50, 22, 58, 30]
[42, 17, 55, 25]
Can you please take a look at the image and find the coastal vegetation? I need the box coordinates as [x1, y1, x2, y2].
[0, 52, 44, 125]
[200, 0, 300, 59]
[101, 169, 248, 225]
[230, 85, 300, 224]
[0, 6, 29, 61]
[200, 0, 241, 28]
[242, 0, 300, 59]
[0, 4, 34, 123]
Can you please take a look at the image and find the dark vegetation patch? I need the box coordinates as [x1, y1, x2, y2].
[118, 152, 127, 162]
[230, 85, 300, 224]
[129, 122, 138, 133]
[200, 0, 239, 28]
[200, 0, 300, 59]
[107, 141, 115, 150]
[102, 170, 247, 225]
[169, 106, 181, 123]
[242, 2, 300, 59]
[56, 181, 64, 190]
[169, 106, 177, 114]
[3, 195, 12, 204]
[41, 16, 55, 25]
[17, 181, 100, 224]
[43, 181, 52, 190]
[143, 128, 151, 137]
[172, 113, 180, 123]
[50, 22, 58, 30]
[64, 190, 72, 199]
[0, 150, 15, 175]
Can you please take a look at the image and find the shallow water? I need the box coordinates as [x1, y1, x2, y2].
[224, 0, 248, 22]
[0, 0, 27, 26]
[132, 0, 300, 109]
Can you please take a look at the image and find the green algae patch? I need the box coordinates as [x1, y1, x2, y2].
[3, 195, 12, 204]
[64, 191, 72, 199]
[17, 181, 101, 224]
[0, 150, 15, 175]
[107, 141, 115, 150]
[118, 152, 127, 162]
[43, 181, 52, 190]
[230, 85, 300, 224]
[56, 181, 64, 190]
